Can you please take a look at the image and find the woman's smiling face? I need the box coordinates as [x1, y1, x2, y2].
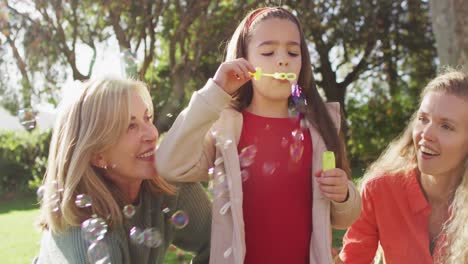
[413, 91, 468, 177]
[99, 92, 159, 184]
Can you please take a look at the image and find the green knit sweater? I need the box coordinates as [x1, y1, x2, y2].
[35, 182, 212, 264]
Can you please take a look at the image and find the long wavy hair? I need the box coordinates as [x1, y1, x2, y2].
[362, 69, 468, 263]
[38, 77, 175, 233]
[225, 6, 350, 176]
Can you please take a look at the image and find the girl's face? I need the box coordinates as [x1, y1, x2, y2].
[412, 91, 468, 178]
[247, 18, 302, 102]
[100, 92, 159, 184]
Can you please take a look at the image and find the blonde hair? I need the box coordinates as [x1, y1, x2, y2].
[362, 69, 468, 263]
[38, 77, 175, 233]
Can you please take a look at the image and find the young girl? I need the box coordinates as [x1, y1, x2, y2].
[339, 70, 468, 264]
[157, 7, 361, 264]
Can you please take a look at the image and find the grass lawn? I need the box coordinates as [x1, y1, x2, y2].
[0, 193, 191, 263]
[0, 193, 41, 264]
[0, 182, 356, 263]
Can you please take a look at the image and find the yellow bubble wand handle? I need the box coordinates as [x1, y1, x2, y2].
[249, 67, 263, 80]
[322, 151, 336, 171]
[249, 67, 297, 81]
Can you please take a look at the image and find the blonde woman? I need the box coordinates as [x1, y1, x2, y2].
[339, 70, 468, 263]
[34, 78, 211, 264]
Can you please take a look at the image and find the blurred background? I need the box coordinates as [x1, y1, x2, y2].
[0, 0, 466, 263]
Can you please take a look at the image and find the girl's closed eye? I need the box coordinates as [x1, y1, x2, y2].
[288, 51, 299, 57]
[261, 51, 274, 56]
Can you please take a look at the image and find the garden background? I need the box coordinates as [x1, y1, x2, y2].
[0, 0, 466, 263]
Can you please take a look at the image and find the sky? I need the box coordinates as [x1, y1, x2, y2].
[0, 36, 123, 131]
[1, 1, 141, 130]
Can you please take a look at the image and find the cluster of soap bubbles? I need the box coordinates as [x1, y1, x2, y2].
[171, 210, 190, 229]
[207, 118, 307, 202]
[81, 216, 108, 242]
[160, 206, 190, 230]
[37, 185, 191, 263]
[123, 204, 136, 219]
[127, 205, 189, 248]
[37, 180, 63, 212]
[129, 226, 162, 248]
[238, 145, 258, 181]
[239, 145, 257, 168]
[75, 194, 92, 208]
[18, 108, 37, 131]
[126, 202, 162, 248]
[81, 216, 110, 263]
[207, 131, 234, 199]
[290, 83, 308, 113]
[262, 161, 277, 176]
[75, 193, 111, 264]
[213, 131, 233, 150]
[87, 241, 111, 264]
[290, 129, 305, 162]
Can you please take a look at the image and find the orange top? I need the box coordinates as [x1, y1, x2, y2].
[340, 171, 444, 263]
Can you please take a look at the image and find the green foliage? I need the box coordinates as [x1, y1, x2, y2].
[346, 81, 419, 166]
[1, 0, 438, 166]
[0, 129, 52, 195]
[149, 0, 263, 132]
[345, 0, 437, 165]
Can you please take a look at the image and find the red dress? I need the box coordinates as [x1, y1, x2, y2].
[239, 111, 313, 264]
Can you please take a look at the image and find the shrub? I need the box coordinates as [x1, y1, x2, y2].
[346, 89, 416, 167]
[0, 129, 52, 195]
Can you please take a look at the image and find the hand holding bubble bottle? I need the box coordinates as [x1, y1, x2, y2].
[322, 151, 336, 171]
[315, 151, 349, 203]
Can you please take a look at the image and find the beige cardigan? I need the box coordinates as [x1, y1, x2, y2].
[157, 79, 362, 264]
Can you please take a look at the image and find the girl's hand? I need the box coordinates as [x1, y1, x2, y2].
[332, 248, 344, 264]
[213, 58, 255, 95]
[315, 168, 349, 203]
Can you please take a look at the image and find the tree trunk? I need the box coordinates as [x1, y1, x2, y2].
[429, 0, 468, 71]
[6, 35, 32, 108]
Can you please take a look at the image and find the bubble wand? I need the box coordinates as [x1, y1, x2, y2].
[249, 67, 297, 81]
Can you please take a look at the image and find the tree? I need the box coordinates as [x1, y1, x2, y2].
[288, 0, 436, 165]
[429, 0, 468, 71]
[289, 0, 377, 111]
[0, 0, 261, 130]
[146, 0, 261, 131]
[0, 0, 109, 112]
[345, 0, 437, 165]
[290, 0, 436, 114]
[0, 0, 437, 152]
[0, 0, 33, 109]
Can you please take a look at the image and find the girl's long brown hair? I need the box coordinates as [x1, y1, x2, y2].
[225, 7, 350, 177]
